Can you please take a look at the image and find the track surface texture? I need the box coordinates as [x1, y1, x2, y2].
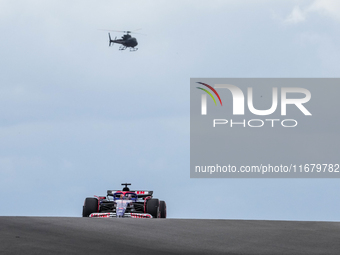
[0, 217, 340, 255]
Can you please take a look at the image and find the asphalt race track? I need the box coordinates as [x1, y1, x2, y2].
[0, 217, 339, 255]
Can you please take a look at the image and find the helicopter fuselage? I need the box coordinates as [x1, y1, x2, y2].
[113, 37, 138, 48]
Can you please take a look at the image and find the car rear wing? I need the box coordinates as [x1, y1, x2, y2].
[107, 190, 153, 197]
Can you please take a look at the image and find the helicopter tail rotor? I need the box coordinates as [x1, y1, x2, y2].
[108, 33, 113, 46]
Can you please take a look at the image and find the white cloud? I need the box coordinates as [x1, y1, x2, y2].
[309, 0, 340, 20]
[285, 6, 306, 23]
[285, 0, 340, 24]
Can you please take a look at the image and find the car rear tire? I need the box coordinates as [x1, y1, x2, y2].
[146, 198, 159, 218]
[82, 197, 98, 217]
[159, 200, 166, 218]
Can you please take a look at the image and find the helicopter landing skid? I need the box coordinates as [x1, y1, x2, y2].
[118, 46, 138, 52]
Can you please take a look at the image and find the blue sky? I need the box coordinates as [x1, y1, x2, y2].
[0, 0, 340, 220]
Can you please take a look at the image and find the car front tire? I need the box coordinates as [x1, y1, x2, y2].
[82, 197, 99, 217]
[146, 198, 159, 218]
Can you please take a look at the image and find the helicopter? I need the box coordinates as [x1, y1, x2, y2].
[101, 29, 144, 52]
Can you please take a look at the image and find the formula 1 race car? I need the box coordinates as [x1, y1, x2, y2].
[82, 183, 166, 218]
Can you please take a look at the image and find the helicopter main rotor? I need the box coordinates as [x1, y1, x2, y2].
[99, 28, 146, 35]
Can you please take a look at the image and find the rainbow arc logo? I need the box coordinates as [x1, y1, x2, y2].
[196, 82, 222, 106]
